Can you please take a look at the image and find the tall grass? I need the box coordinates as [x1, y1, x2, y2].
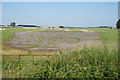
[2, 44, 118, 78]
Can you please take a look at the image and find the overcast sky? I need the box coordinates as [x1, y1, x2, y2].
[2, 2, 118, 27]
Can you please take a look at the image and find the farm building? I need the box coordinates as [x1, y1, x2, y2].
[42, 25, 60, 28]
[17, 25, 37, 28]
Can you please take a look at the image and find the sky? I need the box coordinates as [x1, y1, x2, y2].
[1, 0, 120, 2]
[118, 1, 120, 19]
[2, 2, 118, 27]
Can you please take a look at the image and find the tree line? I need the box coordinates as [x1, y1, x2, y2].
[1, 20, 120, 29]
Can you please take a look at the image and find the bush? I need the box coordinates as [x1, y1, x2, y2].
[116, 19, 120, 29]
[59, 26, 64, 28]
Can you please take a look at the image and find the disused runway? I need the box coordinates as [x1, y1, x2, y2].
[4, 31, 101, 50]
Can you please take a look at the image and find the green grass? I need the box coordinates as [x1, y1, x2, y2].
[86, 28, 118, 42]
[2, 28, 41, 42]
[1, 28, 119, 78]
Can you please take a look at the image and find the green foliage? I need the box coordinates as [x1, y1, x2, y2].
[59, 26, 64, 28]
[2, 45, 118, 78]
[2, 28, 118, 78]
[116, 19, 120, 29]
[10, 22, 16, 27]
[27, 50, 33, 55]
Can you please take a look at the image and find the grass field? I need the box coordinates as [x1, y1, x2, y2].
[2, 28, 42, 42]
[86, 28, 118, 42]
[1, 28, 118, 78]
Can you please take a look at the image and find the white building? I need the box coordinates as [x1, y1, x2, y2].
[42, 25, 60, 28]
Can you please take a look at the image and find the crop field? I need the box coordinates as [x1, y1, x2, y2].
[1, 28, 119, 78]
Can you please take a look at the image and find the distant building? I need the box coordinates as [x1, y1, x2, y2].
[37, 26, 42, 28]
[42, 25, 60, 28]
[17, 25, 37, 28]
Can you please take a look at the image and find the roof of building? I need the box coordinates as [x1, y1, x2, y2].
[17, 25, 37, 27]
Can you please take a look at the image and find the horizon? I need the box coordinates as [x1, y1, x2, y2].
[2, 2, 118, 27]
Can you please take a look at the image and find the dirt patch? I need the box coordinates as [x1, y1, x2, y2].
[4, 31, 101, 50]
[78, 29, 94, 32]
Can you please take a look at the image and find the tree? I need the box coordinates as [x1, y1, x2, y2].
[10, 22, 16, 27]
[0, 25, 4, 27]
[116, 19, 120, 29]
[59, 26, 64, 28]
